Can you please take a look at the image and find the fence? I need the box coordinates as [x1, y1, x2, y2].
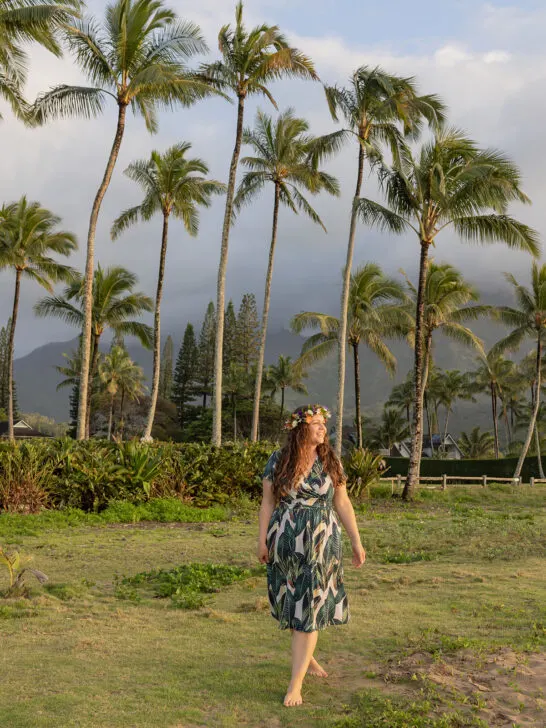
[381, 473, 546, 493]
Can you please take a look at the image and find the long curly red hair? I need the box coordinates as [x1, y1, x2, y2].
[271, 413, 346, 505]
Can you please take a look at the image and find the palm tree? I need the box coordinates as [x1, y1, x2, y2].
[368, 406, 410, 451]
[0, 196, 77, 440]
[200, 1, 318, 446]
[471, 351, 516, 459]
[324, 65, 446, 456]
[111, 142, 225, 441]
[458, 427, 496, 458]
[402, 262, 488, 394]
[434, 369, 475, 448]
[493, 263, 546, 479]
[233, 108, 340, 442]
[517, 350, 546, 476]
[357, 129, 539, 498]
[31, 0, 213, 440]
[0, 0, 78, 121]
[387, 372, 414, 434]
[291, 263, 408, 448]
[34, 264, 153, 437]
[99, 345, 143, 440]
[265, 355, 308, 427]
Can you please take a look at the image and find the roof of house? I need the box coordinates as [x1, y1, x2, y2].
[0, 419, 47, 438]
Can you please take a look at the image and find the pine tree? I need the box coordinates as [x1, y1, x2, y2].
[196, 302, 216, 408]
[223, 300, 237, 371]
[68, 382, 80, 438]
[172, 324, 198, 426]
[159, 335, 174, 400]
[236, 293, 260, 374]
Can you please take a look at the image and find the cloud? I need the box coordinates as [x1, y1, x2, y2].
[1, 1, 545, 363]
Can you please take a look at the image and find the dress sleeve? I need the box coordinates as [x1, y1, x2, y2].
[262, 450, 280, 481]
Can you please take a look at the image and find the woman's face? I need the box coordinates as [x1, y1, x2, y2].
[306, 413, 327, 446]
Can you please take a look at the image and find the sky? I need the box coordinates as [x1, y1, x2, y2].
[1, 0, 546, 356]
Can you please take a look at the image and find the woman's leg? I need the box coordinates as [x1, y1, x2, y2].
[290, 629, 328, 677]
[284, 629, 319, 706]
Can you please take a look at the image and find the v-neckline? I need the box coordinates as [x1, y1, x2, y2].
[303, 455, 319, 481]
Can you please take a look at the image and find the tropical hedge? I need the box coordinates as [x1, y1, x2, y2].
[0, 439, 275, 513]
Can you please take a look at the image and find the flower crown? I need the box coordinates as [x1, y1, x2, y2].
[284, 404, 332, 431]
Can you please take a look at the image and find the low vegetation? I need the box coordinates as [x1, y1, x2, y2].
[0, 486, 544, 727]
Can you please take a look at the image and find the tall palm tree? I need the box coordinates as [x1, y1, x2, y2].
[99, 344, 143, 440]
[233, 108, 340, 442]
[291, 263, 408, 448]
[111, 142, 225, 441]
[357, 129, 539, 498]
[34, 264, 153, 436]
[471, 351, 516, 459]
[458, 427, 496, 459]
[0, 196, 77, 440]
[493, 263, 546, 478]
[31, 0, 213, 440]
[200, 1, 318, 446]
[265, 355, 308, 427]
[0, 0, 78, 121]
[518, 350, 546, 476]
[324, 65, 446, 456]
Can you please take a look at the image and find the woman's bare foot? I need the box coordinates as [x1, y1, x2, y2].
[283, 682, 303, 707]
[307, 656, 328, 677]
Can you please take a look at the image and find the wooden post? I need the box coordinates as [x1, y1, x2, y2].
[397, 474, 402, 493]
[441, 473, 447, 491]
[482, 474, 487, 488]
[530, 476, 535, 488]
[512, 476, 520, 487]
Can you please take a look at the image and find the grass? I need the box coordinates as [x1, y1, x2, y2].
[0, 486, 545, 727]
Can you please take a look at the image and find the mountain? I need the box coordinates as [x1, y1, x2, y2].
[13, 318, 516, 436]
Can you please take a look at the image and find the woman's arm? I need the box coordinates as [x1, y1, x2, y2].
[258, 478, 276, 546]
[333, 484, 362, 547]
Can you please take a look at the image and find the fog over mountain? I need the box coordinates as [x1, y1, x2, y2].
[2, 1, 545, 429]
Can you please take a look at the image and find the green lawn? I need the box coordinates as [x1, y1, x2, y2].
[1, 485, 545, 727]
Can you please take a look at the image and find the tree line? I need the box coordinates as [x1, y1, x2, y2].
[0, 0, 541, 499]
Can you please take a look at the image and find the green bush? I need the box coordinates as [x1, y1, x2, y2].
[0, 439, 278, 512]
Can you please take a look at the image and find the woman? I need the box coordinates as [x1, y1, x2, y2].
[257, 403, 366, 707]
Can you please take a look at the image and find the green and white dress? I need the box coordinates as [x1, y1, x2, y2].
[262, 449, 350, 633]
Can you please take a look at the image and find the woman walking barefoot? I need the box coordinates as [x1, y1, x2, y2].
[257, 404, 366, 707]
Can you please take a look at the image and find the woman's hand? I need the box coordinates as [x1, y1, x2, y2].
[257, 542, 269, 564]
[351, 542, 366, 568]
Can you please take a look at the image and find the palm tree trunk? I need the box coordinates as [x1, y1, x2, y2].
[107, 393, 114, 441]
[443, 407, 451, 449]
[119, 388, 125, 440]
[515, 335, 542, 479]
[142, 212, 169, 441]
[7, 269, 22, 442]
[212, 93, 246, 447]
[76, 102, 128, 441]
[534, 424, 545, 479]
[251, 182, 281, 442]
[403, 241, 431, 500]
[352, 342, 362, 448]
[424, 392, 432, 455]
[86, 333, 101, 439]
[491, 382, 500, 459]
[335, 144, 365, 457]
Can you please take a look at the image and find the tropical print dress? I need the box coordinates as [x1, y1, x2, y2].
[262, 449, 350, 632]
